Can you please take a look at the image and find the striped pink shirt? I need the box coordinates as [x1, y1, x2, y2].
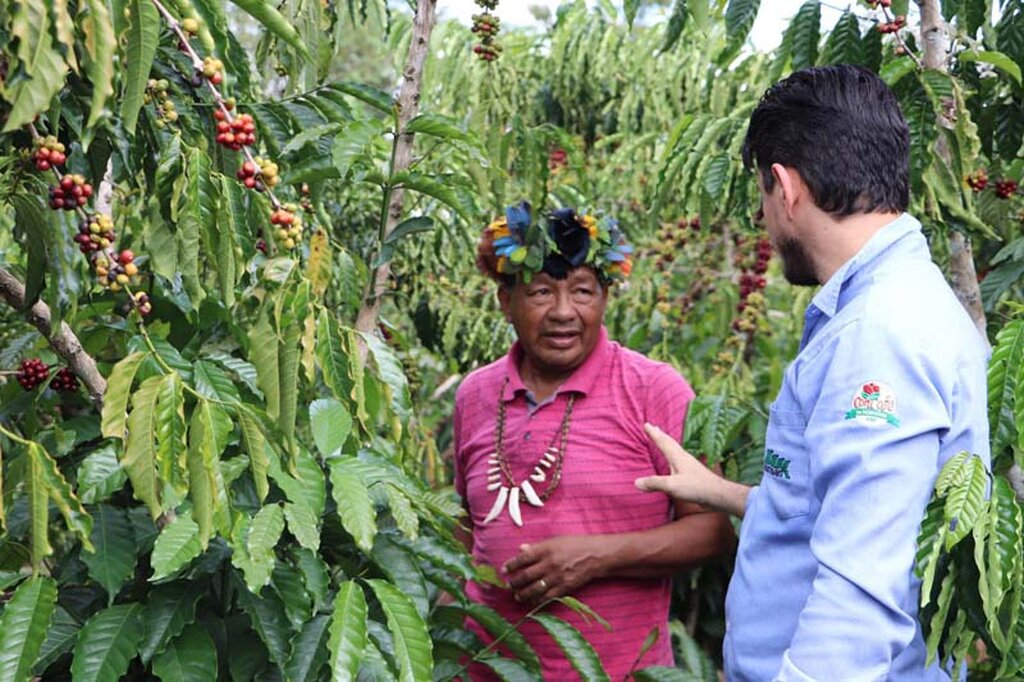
[454, 327, 695, 680]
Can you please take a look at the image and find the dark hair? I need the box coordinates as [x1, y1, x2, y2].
[741, 64, 910, 217]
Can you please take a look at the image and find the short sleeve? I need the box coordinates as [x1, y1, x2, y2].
[644, 365, 696, 476]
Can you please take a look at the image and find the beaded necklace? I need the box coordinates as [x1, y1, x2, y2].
[481, 378, 576, 527]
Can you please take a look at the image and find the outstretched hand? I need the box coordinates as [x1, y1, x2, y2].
[636, 423, 751, 518]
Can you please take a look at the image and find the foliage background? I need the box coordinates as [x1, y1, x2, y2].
[0, 0, 1022, 679]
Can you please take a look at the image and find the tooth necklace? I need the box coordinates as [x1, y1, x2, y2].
[482, 378, 576, 527]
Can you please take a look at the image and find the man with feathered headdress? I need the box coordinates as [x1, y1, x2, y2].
[452, 202, 734, 679]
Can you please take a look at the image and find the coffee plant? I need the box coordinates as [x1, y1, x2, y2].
[0, 0, 1022, 679]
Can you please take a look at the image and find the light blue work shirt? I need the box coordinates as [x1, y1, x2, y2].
[724, 214, 990, 681]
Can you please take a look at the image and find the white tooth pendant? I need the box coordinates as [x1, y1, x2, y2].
[520, 480, 544, 507]
[486, 480, 502, 491]
[530, 466, 546, 482]
[482, 486, 509, 524]
[508, 486, 523, 526]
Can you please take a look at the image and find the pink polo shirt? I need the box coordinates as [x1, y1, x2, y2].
[453, 327, 695, 680]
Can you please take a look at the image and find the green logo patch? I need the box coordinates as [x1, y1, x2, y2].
[764, 449, 791, 480]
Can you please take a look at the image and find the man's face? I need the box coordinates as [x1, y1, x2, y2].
[755, 172, 819, 287]
[499, 267, 608, 379]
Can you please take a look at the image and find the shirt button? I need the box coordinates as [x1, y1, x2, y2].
[523, 432, 531, 440]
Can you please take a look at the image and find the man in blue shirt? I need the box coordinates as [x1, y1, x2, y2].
[636, 65, 990, 680]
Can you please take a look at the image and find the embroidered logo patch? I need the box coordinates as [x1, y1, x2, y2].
[764, 448, 791, 479]
[845, 381, 900, 427]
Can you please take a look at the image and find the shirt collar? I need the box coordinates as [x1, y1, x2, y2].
[502, 326, 612, 402]
[809, 212, 921, 318]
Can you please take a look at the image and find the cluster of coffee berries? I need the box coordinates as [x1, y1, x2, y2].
[236, 160, 259, 187]
[866, 0, 891, 7]
[471, 0, 502, 61]
[966, 169, 988, 192]
[49, 174, 93, 211]
[215, 112, 256, 151]
[732, 290, 767, 334]
[736, 271, 767, 309]
[751, 237, 771, 275]
[548, 148, 568, 171]
[472, 13, 500, 38]
[202, 56, 224, 85]
[16, 358, 49, 391]
[647, 217, 701, 271]
[877, 15, 906, 33]
[236, 157, 280, 191]
[995, 179, 1019, 199]
[145, 79, 179, 127]
[133, 291, 153, 316]
[214, 97, 236, 116]
[94, 250, 140, 292]
[712, 322, 757, 374]
[300, 183, 313, 212]
[32, 135, 67, 170]
[732, 236, 771, 329]
[51, 367, 79, 393]
[181, 17, 200, 35]
[271, 207, 303, 250]
[74, 213, 116, 254]
[255, 157, 279, 188]
[654, 282, 673, 316]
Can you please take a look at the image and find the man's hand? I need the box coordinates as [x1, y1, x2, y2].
[636, 423, 751, 518]
[501, 536, 607, 604]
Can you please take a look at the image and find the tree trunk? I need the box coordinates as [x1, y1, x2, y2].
[917, 0, 1022, 497]
[355, 0, 438, 336]
[916, 0, 987, 340]
[0, 268, 106, 407]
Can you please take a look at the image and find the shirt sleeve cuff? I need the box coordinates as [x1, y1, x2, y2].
[774, 651, 818, 682]
[744, 484, 760, 515]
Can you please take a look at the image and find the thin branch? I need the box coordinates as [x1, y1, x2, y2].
[880, 5, 924, 70]
[915, 0, 987, 340]
[149, 0, 284, 211]
[0, 267, 106, 407]
[355, 0, 439, 338]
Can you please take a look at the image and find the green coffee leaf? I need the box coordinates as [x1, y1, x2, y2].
[150, 510, 202, 581]
[100, 352, 148, 440]
[328, 581, 368, 681]
[82, 505, 137, 603]
[366, 579, 433, 682]
[70, 603, 144, 682]
[0, 576, 57, 682]
[152, 623, 217, 681]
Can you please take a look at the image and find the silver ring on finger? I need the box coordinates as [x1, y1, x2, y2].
[538, 578, 548, 590]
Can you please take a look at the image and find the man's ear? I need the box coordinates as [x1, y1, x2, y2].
[770, 163, 804, 221]
[497, 286, 512, 321]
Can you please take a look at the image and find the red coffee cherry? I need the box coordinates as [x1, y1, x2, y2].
[16, 358, 50, 391]
[49, 174, 92, 211]
[51, 367, 79, 393]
